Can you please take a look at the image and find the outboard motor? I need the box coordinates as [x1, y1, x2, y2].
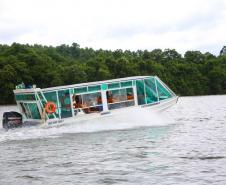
[2, 112, 23, 130]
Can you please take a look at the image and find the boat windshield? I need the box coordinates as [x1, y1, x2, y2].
[135, 77, 174, 105]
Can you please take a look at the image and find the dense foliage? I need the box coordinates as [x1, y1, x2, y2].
[0, 43, 226, 104]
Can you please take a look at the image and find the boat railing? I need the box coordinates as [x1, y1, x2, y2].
[34, 89, 58, 120]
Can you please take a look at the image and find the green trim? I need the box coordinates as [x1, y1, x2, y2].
[15, 93, 36, 101]
[88, 85, 101, 92]
[132, 80, 136, 86]
[121, 81, 132, 87]
[69, 89, 74, 94]
[108, 83, 120, 89]
[74, 87, 87, 94]
[101, 84, 107, 90]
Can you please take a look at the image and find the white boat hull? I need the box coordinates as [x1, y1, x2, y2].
[27, 96, 179, 128]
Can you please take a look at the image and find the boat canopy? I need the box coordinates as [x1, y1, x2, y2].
[13, 76, 176, 121]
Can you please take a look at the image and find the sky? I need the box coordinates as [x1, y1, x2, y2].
[0, 0, 226, 55]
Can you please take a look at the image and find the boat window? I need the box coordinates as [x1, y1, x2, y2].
[20, 102, 30, 118]
[126, 88, 134, 100]
[107, 89, 126, 103]
[156, 80, 173, 100]
[21, 103, 41, 119]
[144, 78, 158, 103]
[121, 81, 132, 87]
[58, 89, 72, 118]
[136, 80, 146, 105]
[72, 92, 103, 114]
[106, 88, 135, 110]
[88, 85, 101, 92]
[74, 87, 87, 94]
[82, 92, 102, 107]
[108, 83, 120, 89]
[43, 91, 59, 118]
[27, 103, 41, 119]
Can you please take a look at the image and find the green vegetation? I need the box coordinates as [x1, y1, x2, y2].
[0, 43, 226, 104]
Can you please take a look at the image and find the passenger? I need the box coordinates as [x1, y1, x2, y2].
[83, 107, 91, 114]
[73, 95, 83, 109]
[78, 101, 90, 114]
[127, 92, 134, 100]
[73, 94, 102, 114]
[97, 95, 102, 104]
[106, 91, 113, 103]
[72, 94, 77, 109]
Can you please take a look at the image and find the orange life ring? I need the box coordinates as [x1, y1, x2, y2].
[45, 102, 56, 114]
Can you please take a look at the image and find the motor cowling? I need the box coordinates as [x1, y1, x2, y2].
[2, 112, 23, 130]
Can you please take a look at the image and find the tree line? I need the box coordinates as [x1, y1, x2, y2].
[0, 43, 226, 104]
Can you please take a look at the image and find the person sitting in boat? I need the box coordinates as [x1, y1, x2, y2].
[96, 95, 103, 111]
[106, 91, 113, 103]
[127, 92, 134, 100]
[73, 94, 83, 109]
[82, 97, 103, 113]
[97, 95, 102, 104]
[72, 94, 83, 115]
[82, 105, 91, 114]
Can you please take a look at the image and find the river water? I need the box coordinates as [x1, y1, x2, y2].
[0, 95, 226, 185]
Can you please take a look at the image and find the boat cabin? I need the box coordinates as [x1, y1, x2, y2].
[13, 76, 176, 122]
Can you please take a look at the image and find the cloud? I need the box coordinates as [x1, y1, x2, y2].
[0, 0, 226, 55]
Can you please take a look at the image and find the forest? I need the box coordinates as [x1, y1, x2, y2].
[0, 43, 226, 104]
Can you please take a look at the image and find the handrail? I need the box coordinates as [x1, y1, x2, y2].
[35, 90, 57, 119]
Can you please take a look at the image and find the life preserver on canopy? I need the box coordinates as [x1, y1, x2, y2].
[45, 102, 56, 114]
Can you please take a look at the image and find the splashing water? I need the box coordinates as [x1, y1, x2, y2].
[0, 106, 172, 142]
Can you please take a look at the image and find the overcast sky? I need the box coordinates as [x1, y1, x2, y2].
[0, 0, 226, 55]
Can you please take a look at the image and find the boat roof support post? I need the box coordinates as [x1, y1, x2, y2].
[101, 84, 109, 114]
[133, 85, 138, 106]
[56, 90, 61, 119]
[69, 89, 75, 118]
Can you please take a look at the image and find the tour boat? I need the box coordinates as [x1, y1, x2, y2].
[2, 76, 178, 129]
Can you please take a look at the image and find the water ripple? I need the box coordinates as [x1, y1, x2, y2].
[0, 96, 226, 185]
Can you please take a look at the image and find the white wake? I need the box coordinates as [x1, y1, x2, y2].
[0, 107, 173, 142]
